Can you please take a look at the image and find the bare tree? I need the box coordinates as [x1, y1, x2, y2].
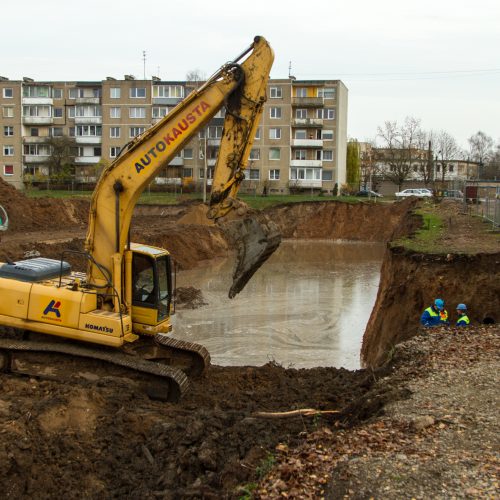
[185, 69, 206, 89]
[359, 140, 382, 190]
[468, 131, 494, 178]
[434, 130, 460, 183]
[376, 117, 422, 191]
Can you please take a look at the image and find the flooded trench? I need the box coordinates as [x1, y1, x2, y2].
[173, 240, 385, 369]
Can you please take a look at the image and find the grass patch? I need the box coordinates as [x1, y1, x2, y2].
[392, 207, 444, 253]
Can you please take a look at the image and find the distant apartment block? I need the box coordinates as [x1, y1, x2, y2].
[0, 75, 348, 194]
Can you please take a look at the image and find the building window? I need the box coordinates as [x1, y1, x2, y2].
[318, 150, 333, 161]
[69, 127, 75, 137]
[249, 148, 260, 160]
[294, 130, 307, 140]
[2, 88, 13, 98]
[269, 169, 280, 180]
[3, 126, 14, 136]
[254, 127, 261, 140]
[321, 130, 334, 140]
[110, 146, 121, 158]
[130, 127, 145, 138]
[269, 128, 281, 139]
[183, 148, 193, 159]
[3, 165, 14, 176]
[291, 167, 321, 180]
[295, 109, 307, 119]
[316, 108, 335, 120]
[110, 87, 121, 99]
[270, 107, 282, 119]
[130, 88, 146, 98]
[93, 147, 102, 156]
[322, 170, 333, 181]
[110, 107, 121, 118]
[245, 169, 260, 180]
[269, 148, 281, 160]
[129, 107, 146, 119]
[24, 144, 50, 156]
[183, 168, 193, 177]
[53, 88, 63, 99]
[208, 126, 223, 139]
[2, 106, 14, 118]
[270, 87, 282, 98]
[295, 87, 307, 98]
[68, 107, 75, 118]
[153, 85, 184, 98]
[318, 87, 336, 99]
[53, 107, 63, 118]
[449, 164, 455, 172]
[294, 150, 306, 160]
[152, 106, 169, 119]
[30, 128, 39, 137]
[76, 125, 102, 137]
[75, 105, 101, 117]
[23, 105, 51, 117]
[68, 88, 77, 99]
[50, 127, 63, 137]
[3, 146, 14, 156]
[110, 127, 120, 138]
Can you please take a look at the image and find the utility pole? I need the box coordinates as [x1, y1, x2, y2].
[143, 51, 146, 80]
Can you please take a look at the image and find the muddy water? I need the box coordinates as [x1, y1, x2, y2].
[173, 240, 385, 369]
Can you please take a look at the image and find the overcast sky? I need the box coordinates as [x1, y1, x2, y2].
[2, 0, 499, 150]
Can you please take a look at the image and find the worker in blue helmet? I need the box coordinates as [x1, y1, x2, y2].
[420, 298, 448, 327]
[456, 304, 470, 327]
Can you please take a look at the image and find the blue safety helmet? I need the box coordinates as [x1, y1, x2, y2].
[456, 303, 467, 311]
[434, 298, 445, 310]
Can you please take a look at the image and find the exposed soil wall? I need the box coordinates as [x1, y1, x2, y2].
[361, 248, 500, 368]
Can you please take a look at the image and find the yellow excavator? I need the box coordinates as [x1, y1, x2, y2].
[0, 36, 280, 401]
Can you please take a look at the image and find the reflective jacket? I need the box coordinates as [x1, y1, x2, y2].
[420, 306, 442, 327]
[456, 314, 470, 327]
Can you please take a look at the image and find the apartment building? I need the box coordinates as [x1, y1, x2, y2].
[0, 75, 347, 194]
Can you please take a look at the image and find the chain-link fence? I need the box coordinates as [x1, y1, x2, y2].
[462, 182, 500, 229]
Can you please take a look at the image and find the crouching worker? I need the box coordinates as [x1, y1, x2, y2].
[421, 298, 448, 327]
[456, 304, 470, 327]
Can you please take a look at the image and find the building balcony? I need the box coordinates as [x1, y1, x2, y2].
[75, 136, 102, 144]
[76, 97, 100, 105]
[290, 159, 322, 167]
[75, 156, 100, 164]
[22, 116, 54, 125]
[23, 136, 47, 144]
[292, 97, 323, 107]
[155, 177, 182, 185]
[22, 97, 53, 105]
[291, 179, 323, 188]
[24, 155, 49, 163]
[74, 116, 102, 124]
[292, 139, 323, 148]
[152, 97, 183, 106]
[292, 118, 323, 127]
[167, 157, 183, 166]
[207, 159, 216, 167]
[207, 138, 221, 147]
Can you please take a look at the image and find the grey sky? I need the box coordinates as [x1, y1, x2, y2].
[2, 0, 499, 149]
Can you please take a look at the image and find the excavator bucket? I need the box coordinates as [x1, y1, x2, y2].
[220, 212, 281, 298]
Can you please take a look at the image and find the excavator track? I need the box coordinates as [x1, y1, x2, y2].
[0, 335, 192, 403]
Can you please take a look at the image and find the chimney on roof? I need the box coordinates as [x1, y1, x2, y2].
[0, 76, 9, 81]
[106, 76, 116, 81]
[124, 74, 135, 80]
[23, 77, 34, 82]
[152, 76, 161, 82]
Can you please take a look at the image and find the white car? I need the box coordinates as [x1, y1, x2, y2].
[395, 188, 433, 198]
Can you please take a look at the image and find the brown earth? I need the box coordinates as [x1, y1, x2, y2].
[0, 181, 498, 498]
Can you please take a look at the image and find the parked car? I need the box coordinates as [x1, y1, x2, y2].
[395, 189, 432, 198]
[355, 190, 383, 198]
[443, 190, 464, 199]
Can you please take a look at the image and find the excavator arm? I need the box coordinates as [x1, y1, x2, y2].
[85, 36, 280, 300]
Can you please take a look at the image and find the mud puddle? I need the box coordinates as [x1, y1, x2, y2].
[174, 240, 385, 369]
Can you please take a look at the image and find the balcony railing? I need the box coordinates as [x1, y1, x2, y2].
[292, 139, 323, 148]
[23, 136, 47, 144]
[22, 97, 53, 105]
[75, 156, 100, 164]
[167, 157, 183, 166]
[291, 179, 322, 188]
[22, 116, 53, 125]
[76, 97, 100, 105]
[207, 138, 221, 146]
[75, 136, 102, 144]
[292, 118, 323, 127]
[292, 97, 323, 107]
[290, 159, 322, 167]
[23, 155, 50, 163]
[74, 116, 102, 124]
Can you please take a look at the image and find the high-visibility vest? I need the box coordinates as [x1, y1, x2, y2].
[457, 314, 470, 326]
[425, 307, 439, 318]
[440, 310, 448, 322]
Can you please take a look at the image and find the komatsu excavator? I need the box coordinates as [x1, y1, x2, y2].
[0, 36, 280, 402]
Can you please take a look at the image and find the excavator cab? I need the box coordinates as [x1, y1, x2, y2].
[130, 243, 173, 334]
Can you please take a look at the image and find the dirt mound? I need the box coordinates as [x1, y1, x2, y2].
[0, 179, 89, 232]
[175, 286, 208, 309]
[176, 203, 215, 226]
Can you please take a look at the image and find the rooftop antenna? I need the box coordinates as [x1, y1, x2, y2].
[143, 50, 146, 79]
[157, 66, 160, 79]
[288, 61, 296, 80]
